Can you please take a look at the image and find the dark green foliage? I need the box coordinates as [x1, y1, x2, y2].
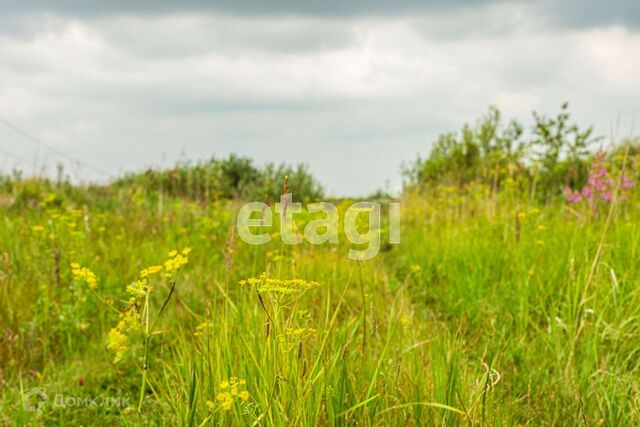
[0, 154, 324, 210]
[406, 103, 601, 199]
[255, 163, 325, 203]
[112, 154, 324, 202]
[406, 107, 527, 188]
[531, 102, 601, 199]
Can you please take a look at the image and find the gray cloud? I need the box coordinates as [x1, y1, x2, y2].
[0, 0, 490, 18]
[94, 15, 356, 58]
[0, 1, 639, 195]
[0, 0, 638, 30]
[545, 0, 640, 30]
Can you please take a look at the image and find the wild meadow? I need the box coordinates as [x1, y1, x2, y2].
[1, 106, 640, 425]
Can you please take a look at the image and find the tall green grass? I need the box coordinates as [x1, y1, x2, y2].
[1, 173, 639, 425]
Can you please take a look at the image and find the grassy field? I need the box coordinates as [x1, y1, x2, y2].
[1, 165, 640, 425]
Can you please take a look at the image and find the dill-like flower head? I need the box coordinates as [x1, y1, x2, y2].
[193, 321, 213, 337]
[107, 328, 128, 363]
[71, 263, 98, 290]
[126, 279, 153, 299]
[285, 327, 316, 336]
[140, 265, 162, 278]
[216, 377, 249, 410]
[163, 247, 191, 277]
[238, 272, 320, 295]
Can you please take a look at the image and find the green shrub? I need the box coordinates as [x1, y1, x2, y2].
[406, 103, 601, 200]
[112, 154, 324, 202]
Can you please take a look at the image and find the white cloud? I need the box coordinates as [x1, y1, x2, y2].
[0, 6, 638, 195]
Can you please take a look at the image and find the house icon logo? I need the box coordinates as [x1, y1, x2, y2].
[23, 388, 48, 412]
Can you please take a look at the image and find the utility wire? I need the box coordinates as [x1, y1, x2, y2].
[0, 117, 111, 178]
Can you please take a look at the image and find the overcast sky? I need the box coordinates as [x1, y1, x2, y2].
[0, 0, 638, 196]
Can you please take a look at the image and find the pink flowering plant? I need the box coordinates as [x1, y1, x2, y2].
[563, 153, 634, 209]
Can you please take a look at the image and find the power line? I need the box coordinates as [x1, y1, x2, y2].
[0, 117, 111, 178]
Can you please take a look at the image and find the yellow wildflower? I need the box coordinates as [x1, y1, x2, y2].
[216, 392, 233, 410]
[140, 265, 162, 278]
[410, 264, 422, 277]
[194, 321, 212, 337]
[400, 315, 410, 329]
[163, 248, 190, 277]
[76, 321, 90, 331]
[71, 263, 98, 290]
[126, 279, 152, 298]
[216, 378, 249, 410]
[285, 327, 316, 336]
[107, 328, 128, 363]
[239, 273, 320, 295]
[117, 308, 141, 333]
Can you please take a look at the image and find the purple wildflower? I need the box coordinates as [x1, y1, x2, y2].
[563, 152, 635, 207]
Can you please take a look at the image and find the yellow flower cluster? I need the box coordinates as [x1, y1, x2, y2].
[71, 263, 98, 290]
[126, 279, 153, 300]
[107, 328, 128, 363]
[40, 192, 59, 208]
[76, 321, 89, 331]
[106, 248, 190, 363]
[216, 378, 249, 410]
[400, 315, 411, 329]
[137, 248, 191, 280]
[535, 223, 546, 245]
[107, 309, 142, 363]
[164, 248, 191, 277]
[238, 273, 320, 295]
[140, 265, 162, 278]
[285, 327, 316, 336]
[31, 225, 45, 234]
[517, 208, 541, 221]
[194, 321, 212, 337]
[409, 264, 422, 278]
